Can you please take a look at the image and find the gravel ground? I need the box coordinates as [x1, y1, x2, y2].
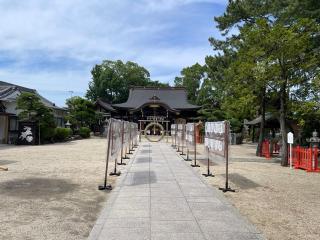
[185, 143, 320, 240]
[0, 138, 124, 240]
[1, 138, 319, 240]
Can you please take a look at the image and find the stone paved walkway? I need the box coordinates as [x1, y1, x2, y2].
[88, 142, 264, 240]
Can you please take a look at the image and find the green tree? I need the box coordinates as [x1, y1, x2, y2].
[174, 63, 205, 104]
[66, 96, 96, 129]
[16, 92, 56, 142]
[212, 0, 320, 165]
[240, 18, 318, 165]
[86, 60, 168, 103]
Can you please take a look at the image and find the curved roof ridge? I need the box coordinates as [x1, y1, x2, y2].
[113, 86, 200, 110]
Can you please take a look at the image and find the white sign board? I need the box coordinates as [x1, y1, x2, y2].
[205, 121, 227, 157]
[287, 132, 294, 144]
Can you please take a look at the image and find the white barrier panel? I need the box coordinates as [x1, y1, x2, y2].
[171, 124, 177, 146]
[176, 124, 185, 149]
[205, 121, 227, 157]
[204, 121, 234, 192]
[185, 123, 195, 149]
[123, 121, 130, 150]
[99, 118, 139, 190]
[110, 119, 122, 160]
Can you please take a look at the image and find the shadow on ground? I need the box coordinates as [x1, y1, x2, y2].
[0, 160, 17, 165]
[135, 157, 152, 163]
[0, 177, 79, 199]
[226, 173, 261, 189]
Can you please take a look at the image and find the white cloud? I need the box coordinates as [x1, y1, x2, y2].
[0, 0, 226, 105]
[140, 0, 227, 11]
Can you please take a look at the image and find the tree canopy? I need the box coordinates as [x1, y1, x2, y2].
[174, 63, 205, 104]
[174, 0, 320, 165]
[65, 96, 96, 129]
[86, 60, 168, 104]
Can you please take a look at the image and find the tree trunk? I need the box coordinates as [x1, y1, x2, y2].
[256, 88, 266, 156]
[279, 84, 288, 166]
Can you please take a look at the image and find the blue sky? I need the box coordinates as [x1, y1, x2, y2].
[0, 0, 227, 106]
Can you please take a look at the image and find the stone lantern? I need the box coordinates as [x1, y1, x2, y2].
[307, 129, 320, 148]
[307, 130, 320, 171]
[65, 120, 71, 128]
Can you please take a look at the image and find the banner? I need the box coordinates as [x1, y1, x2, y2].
[109, 119, 122, 160]
[176, 124, 185, 149]
[185, 123, 195, 149]
[205, 121, 228, 157]
[171, 124, 177, 145]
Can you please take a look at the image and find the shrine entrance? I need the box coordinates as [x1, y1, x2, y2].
[139, 117, 170, 142]
[144, 122, 165, 142]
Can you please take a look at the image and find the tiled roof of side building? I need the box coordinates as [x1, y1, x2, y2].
[95, 98, 116, 112]
[0, 81, 66, 111]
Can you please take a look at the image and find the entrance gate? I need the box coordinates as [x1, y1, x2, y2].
[139, 118, 170, 142]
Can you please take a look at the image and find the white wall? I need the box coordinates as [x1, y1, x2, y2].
[3, 101, 21, 115]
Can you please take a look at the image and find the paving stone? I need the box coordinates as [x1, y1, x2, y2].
[112, 202, 150, 211]
[108, 209, 150, 218]
[151, 220, 201, 233]
[88, 142, 265, 240]
[151, 189, 184, 198]
[103, 218, 150, 228]
[98, 227, 150, 240]
[203, 231, 263, 240]
[151, 209, 194, 221]
[186, 197, 223, 203]
[188, 201, 226, 211]
[151, 233, 205, 240]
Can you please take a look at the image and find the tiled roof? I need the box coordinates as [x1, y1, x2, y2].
[0, 81, 65, 111]
[95, 98, 116, 112]
[112, 87, 200, 111]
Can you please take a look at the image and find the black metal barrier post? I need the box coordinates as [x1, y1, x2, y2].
[219, 121, 235, 192]
[118, 121, 126, 165]
[99, 119, 113, 191]
[202, 148, 214, 177]
[191, 122, 200, 167]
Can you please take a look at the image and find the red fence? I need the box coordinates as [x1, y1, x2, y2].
[262, 140, 320, 172]
[291, 146, 320, 172]
[262, 140, 271, 159]
[261, 140, 280, 159]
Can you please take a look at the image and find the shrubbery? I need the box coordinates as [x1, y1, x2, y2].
[79, 127, 91, 138]
[54, 127, 73, 142]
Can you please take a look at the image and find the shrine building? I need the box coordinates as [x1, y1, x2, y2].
[95, 86, 201, 136]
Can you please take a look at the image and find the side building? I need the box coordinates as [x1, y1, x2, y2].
[0, 81, 66, 144]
